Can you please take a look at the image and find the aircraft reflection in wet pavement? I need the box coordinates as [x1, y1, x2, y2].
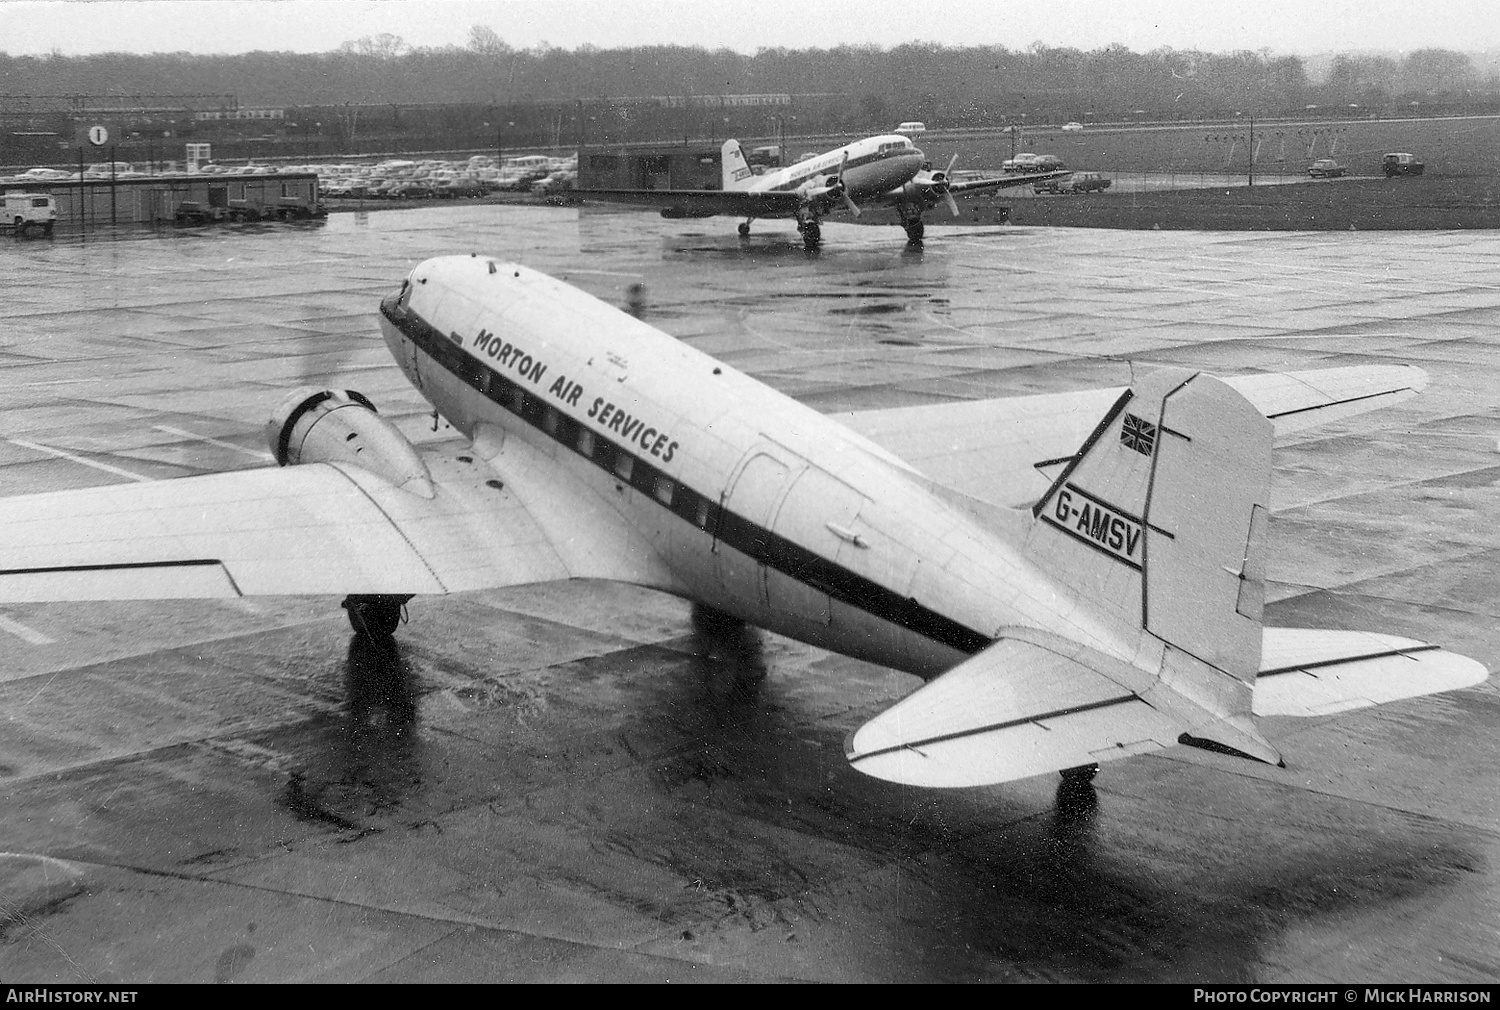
[577, 134, 1065, 249]
[0, 255, 1486, 797]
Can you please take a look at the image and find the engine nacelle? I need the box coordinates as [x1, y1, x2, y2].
[898, 174, 944, 200]
[266, 388, 434, 498]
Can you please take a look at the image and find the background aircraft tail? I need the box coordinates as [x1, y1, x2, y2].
[721, 140, 755, 191]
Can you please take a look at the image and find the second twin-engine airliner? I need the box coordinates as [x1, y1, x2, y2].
[0, 255, 1485, 795]
[579, 134, 1064, 249]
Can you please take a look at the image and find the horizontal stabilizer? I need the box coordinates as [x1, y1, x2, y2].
[1225, 365, 1428, 436]
[1254, 628, 1489, 717]
[846, 639, 1180, 788]
[840, 365, 1427, 511]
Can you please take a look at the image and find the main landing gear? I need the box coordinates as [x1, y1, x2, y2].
[903, 218, 925, 244]
[796, 215, 822, 251]
[738, 220, 752, 238]
[342, 594, 413, 641]
[1060, 763, 1098, 786]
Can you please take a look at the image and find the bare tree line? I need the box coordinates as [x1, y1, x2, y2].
[0, 32, 1492, 125]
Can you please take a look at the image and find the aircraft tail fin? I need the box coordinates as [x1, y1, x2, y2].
[1028, 367, 1272, 681]
[1024, 367, 1278, 760]
[721, 140, 755, 191]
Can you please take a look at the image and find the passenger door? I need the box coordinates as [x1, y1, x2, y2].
[714, 447, 795, 614]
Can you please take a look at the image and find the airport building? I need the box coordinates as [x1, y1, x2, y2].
[0, 171, 320, 228]
[579, 145, 724, 191]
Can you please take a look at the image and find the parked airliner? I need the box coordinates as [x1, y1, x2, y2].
[0, 256, 1484, 793]
[579, 134, 1064, 249]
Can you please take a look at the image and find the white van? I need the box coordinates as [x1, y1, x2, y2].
[2, 192, 57, 235]
[894, 121, 927, 136]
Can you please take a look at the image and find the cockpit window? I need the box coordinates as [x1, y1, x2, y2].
[396, 279, 412, 310]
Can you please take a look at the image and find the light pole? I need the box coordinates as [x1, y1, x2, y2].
[1248, 113, 1255, 187]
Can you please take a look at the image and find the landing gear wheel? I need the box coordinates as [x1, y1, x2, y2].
[1059, 763, 1099, 785]
[904, 219, 925, 244]
[802, 219, 821, 250]
[341, 594, 412, 640]
[738, 221, 751, 238]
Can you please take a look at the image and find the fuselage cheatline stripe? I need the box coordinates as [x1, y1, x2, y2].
[384, 298, 993, 656]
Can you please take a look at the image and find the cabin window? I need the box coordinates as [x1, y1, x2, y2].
[654, 477, 674, 506]
[543, 406, 561, 436]
[507, 385, 525, 412]
[577, 429, 594, 456]
[696, 498, 712, 530]
[614, 454, 634, 481]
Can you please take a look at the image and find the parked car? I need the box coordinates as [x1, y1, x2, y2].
[1061, 121, 1084, 132]
[531, 168, 576, 196]
[445, 177, 486, 198]
[1006, 153, 1066, 174]
[389, 180, 435, 199]
[894, 121, 927, 137]
[17, 167, 72, 182]
[1383, 152, 1425, 177]
[1307, 159, 1346, 178]
[1034, 171, 1111, 194]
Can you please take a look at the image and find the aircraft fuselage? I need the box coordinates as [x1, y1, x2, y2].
[748, 134, 926, 206]
[378, 256, 1132, 679]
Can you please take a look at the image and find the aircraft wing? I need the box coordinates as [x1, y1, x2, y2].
[838, 365, 1428, 509]
[0, 428, 671, 602]
[943, 170, 1070, 195]
[846, 637, 1182, 788]
[576, 187, 803, 219]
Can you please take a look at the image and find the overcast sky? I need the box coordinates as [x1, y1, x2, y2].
[3, 0, 1498, 57]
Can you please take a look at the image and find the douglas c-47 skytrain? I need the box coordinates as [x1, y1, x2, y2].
[578, 134, 1065, 249]
[0, 255, 1486, 793]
